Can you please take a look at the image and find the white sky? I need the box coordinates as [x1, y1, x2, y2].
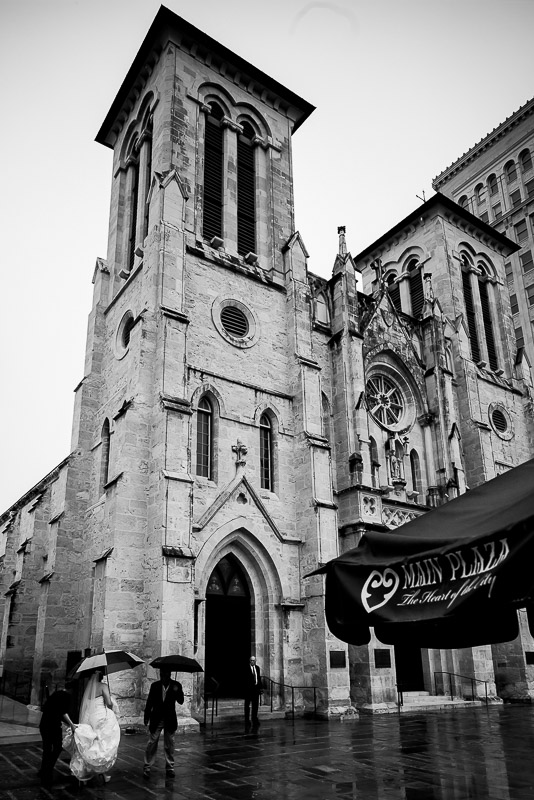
[1, 0, 534, 511]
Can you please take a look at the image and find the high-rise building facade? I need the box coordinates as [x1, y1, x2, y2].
[433, 98, 534, 374]
[1, 9, 533, 724]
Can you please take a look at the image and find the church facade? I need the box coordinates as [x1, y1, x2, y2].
[1, 8, 534, 724]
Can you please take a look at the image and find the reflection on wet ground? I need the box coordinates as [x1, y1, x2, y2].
[2, 706, 534, 799]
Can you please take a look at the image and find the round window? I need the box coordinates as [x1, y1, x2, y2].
[115, 311, 135, 359]
[366, 375, 404, 427]
[212, 297, 259, 349]
[489, 404, 513, 440]
[221, 306, 249, 338]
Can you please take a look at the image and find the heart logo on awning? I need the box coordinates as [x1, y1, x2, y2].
[362, 568, 400, 613]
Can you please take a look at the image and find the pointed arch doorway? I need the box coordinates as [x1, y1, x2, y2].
[205, 555, 251, 698]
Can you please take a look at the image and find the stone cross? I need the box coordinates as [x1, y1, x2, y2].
[232, 439, 248, 466]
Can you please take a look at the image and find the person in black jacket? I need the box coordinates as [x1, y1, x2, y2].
[244, 656, 262, 729]
[39, 686, 77, 788]
[143, 668, 184, 778]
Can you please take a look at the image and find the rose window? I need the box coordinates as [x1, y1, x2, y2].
[366, 375, 404, 428]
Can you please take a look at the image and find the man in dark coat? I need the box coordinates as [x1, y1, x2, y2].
[39, 686, 77, 788]
[244, 656, 262, 729]
[143, 668, 184, 778]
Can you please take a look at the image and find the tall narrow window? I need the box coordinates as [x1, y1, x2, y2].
[99, 419, 111, 495]
[142, 116, 153, 242]
[410, 450, 422, 495]
[504, 160, 517, 184]
[203, 103, 224, 242]
[519, 149, 533, 174]
[237, 121, 256, 256]
[461, 258, 481, 363]
[127, 155, 139, 271]
[487, 174, 499, 196]
[408, 259, 424, 318]
[387, 273, 401, 312]
[196, 397, 213, 478]
[369, 437, 380, 488]
[259, 414, 273, 490]
[478, 277, 498, 371]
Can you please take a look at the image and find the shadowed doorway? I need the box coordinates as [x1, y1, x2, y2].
[394, 643, 425, 692]
[205, 555, 251, 697]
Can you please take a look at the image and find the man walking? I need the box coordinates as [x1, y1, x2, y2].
[143, 668, 184, 779]
[244, 656, 262, 729]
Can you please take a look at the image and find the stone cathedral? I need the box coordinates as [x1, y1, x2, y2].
[1, 7, 534, 725]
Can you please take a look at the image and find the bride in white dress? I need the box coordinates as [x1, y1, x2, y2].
[64, 670, 120, 782]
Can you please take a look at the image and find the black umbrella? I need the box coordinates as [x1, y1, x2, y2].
[307, 457, 534, 648]
[150, 654, 203, 673]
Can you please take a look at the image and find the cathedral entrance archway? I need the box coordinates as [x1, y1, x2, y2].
[205, 555, 251, 698]
[394, 643, 425, 691]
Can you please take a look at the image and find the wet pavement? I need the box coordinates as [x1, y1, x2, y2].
[2, 706, 534, 799]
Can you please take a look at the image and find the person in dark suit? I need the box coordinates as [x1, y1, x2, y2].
[39, 686, 77, 788]
[143, 668, 184, 778]
[244, 656, 262, 729]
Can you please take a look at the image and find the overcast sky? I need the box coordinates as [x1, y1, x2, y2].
[1, 0, 534, 511]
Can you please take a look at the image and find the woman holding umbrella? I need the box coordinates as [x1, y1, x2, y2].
[66, 669, 120, 783]
[65, 649, 142, 784]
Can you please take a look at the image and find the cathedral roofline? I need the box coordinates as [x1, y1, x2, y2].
[96, 5, 315, 148]
[432, 96, 534, 187]
[354, 192, 520, 263]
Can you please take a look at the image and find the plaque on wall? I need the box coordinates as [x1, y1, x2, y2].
[329, 650, 346, 668]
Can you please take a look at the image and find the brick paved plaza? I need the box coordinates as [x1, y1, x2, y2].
[1, 707, 534, 799]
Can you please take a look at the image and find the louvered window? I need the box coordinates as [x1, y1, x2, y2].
[220, 305, 249, 338]
[408, 260, 424, 318]
[237, 122, 256, 256]
[260, 414, 273, 490]
[491, 409, 508, 434]
[387, 274, 401, 312]
[127, 160, 139, 271]
[196, 397, 213, 478]
[479, 279, 498, 371]
[203, 104, 224, 242]
[462, 266, 480, 362]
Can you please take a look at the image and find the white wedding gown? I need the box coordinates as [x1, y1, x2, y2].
[64, 694, 120, 780]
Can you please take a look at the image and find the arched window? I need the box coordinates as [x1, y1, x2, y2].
[369, 437, 380, 488]
[203, 103, 224, 242]
[196, 396, 213, 478]
[475, 183, 485, 206]
[478, 265, 498, 371]
[315, 293, 330, 325]
[141, 113, 153, 243]
[321, 394, 332, 443]
[519, 149, 533, 174]
[458, 195, 469, 210]
[386, 273, 401, 312]
[99, 419, 111, 495]
[410, 449, 422, 496]
[237, 121, 256, 256]
[126, 139, 140, 271]
[461, 255, 481, 363]
[487, 174, 499, 196]
[407, 258, 424, 318]
[504, 160, 517, 184]
[259, 414, 273, 490]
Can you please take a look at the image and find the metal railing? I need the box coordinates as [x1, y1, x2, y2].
[203, 676, 327, 723]
[434, 671, 489, 705]
[263, 677, 325, 719]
